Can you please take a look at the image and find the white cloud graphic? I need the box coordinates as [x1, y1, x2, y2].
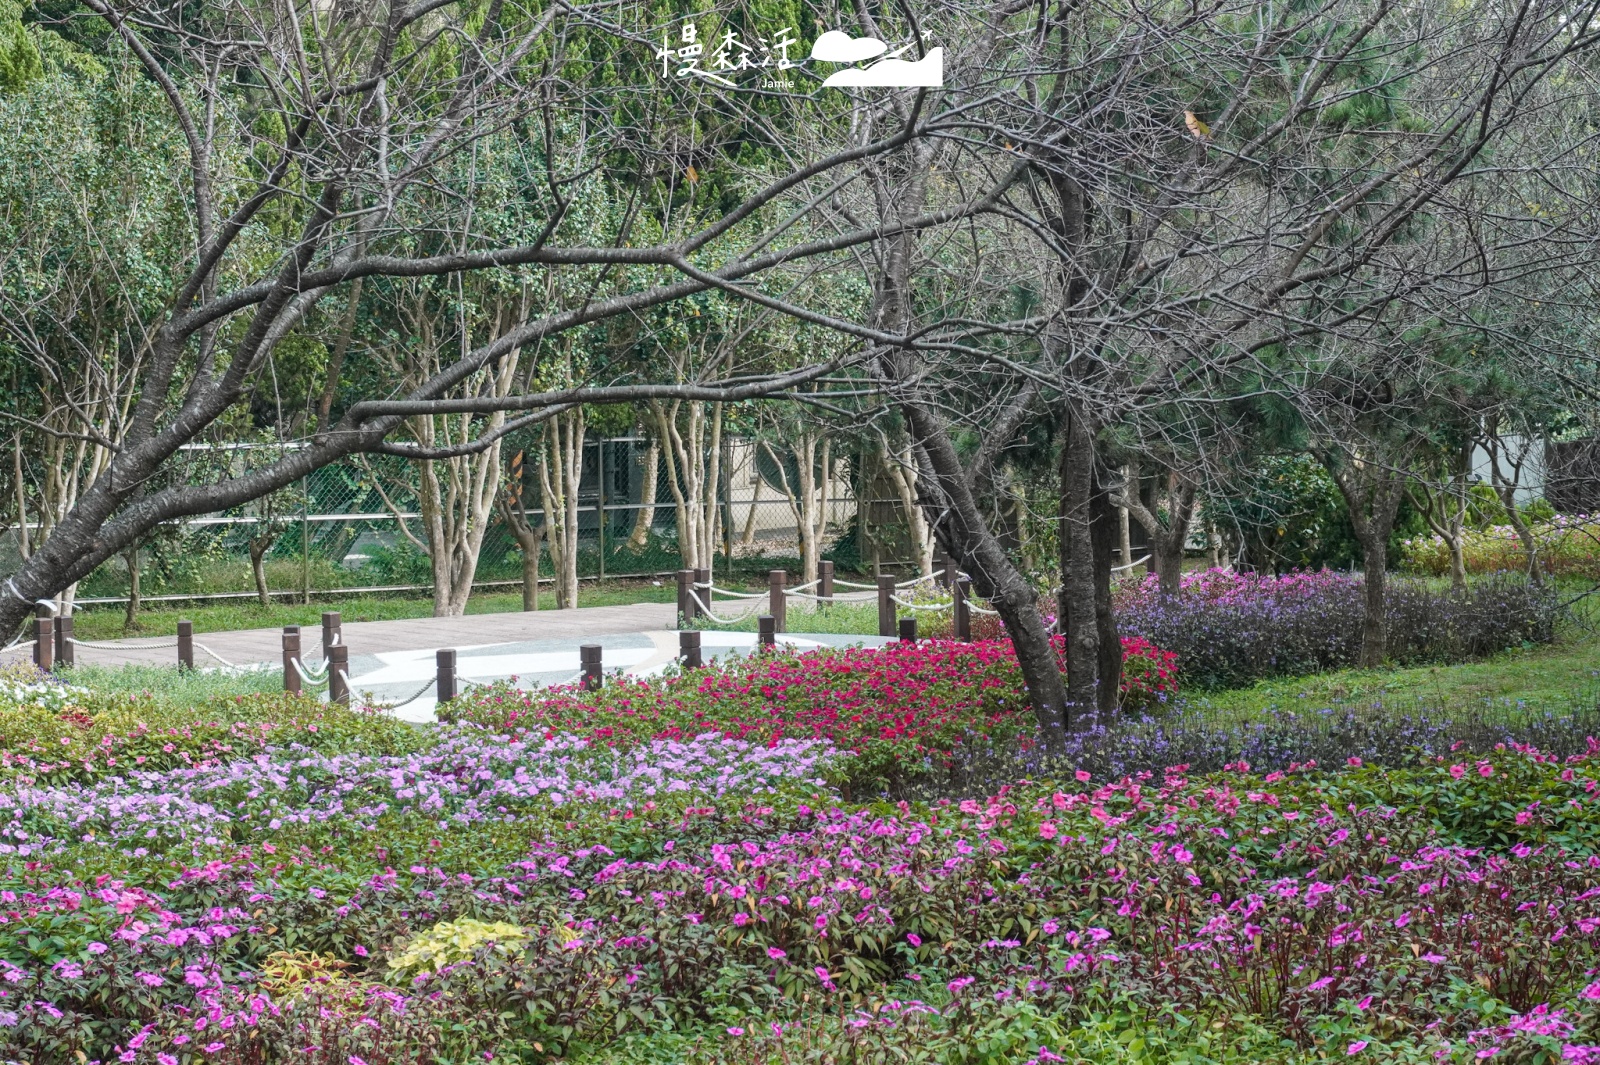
[810, 30, 887, 63]
[822, 47, 943, 88]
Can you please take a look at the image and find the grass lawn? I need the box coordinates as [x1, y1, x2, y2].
[1191, 626, 1600, 722]
[67, 578, 681, 641]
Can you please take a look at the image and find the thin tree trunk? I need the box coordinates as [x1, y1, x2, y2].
[741, 460, 762, 547]
[1091, 474, 1121, 715]
[901, 394, 1069, 747]
[1360, 532, 1388, 667]
[627, 438, 660, 549]
[123, 544, 140, 631]
[1057, 409, 1100, 712]
[498, 489, 544, 612]
[538, 409, 585, 609]
[1118, 469, 1132, 569]
[250, 541, 271, 607]
[1124, 464, 1197, 597]
[1323, 454, 1407, 668]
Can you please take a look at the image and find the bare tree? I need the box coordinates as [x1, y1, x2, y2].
[1119, 461, 1198, 597]
[0, 0, 1015, 637]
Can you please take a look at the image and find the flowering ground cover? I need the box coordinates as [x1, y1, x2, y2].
[441, 637, 1176, 792]
[1117, 569, 1561, 688]
[1403, 514, 1600, 581]
[3, 636, 1600, 1064]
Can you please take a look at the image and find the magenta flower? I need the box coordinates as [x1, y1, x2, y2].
[767, 947, 786, 960]
[1347, 1041, 1368, 1055]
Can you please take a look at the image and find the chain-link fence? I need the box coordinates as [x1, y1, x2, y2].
[4, 438, 935, 608]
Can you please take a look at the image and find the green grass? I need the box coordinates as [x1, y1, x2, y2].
[68, 579, 680, 641]
[1191, 628, 1600, 723]
[60, 662, 283, 706]
[689, 596, 890, 635]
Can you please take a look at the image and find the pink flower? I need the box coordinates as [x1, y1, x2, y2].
[159, 1057, 178, 1065]
[1074, 770, 1091, 783]
[727, 1027, 745, 1036]
[86, 942, 107, 955]
[906, 933, 922, 947]
[1422, 952, 1446, 964]
[353, 945, 368, 957]
[1347, 758, 1362, 767]
[1357, 995, 1373, 1011]
[1582, 982, 1600, 1001]
[1479, 763, 1494, 778]
[1039, 822, 1058, 840]
[205, 1043, 226, 1054]
[1347, 1041, 1368, 1055]
[1450, 764, 1465, 779]
[767, 947, 786, 960]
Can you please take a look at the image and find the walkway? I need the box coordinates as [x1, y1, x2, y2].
[30, 602, 891, 723]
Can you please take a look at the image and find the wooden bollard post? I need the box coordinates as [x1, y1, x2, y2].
[819, 560, 834, 603]
[954, 577, 972, 641]
[322, 611, 341, 659]
[55, 615, 73, 669]
[677, 569, 696, 625]
[329, 644, 349, 706]
[877, 574, 897, 638]
[580, 644, 602, 691]
[33, 608, 52, 671]
[436, 648, 457, 704]
[679, 629, 702, 668]
[768, 570, 786, 633]
[282, 626, 301, 694]
[899, 616, 917, 644]
[177, 620, 194, 670]
[693, 567, 711, 620]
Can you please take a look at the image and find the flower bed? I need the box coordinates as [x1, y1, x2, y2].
[1403, 514, 1600, 580]
[7, 740, 1600, 1062]
[441, 637, 1178, 791]
[1117, 568, 1561, 688]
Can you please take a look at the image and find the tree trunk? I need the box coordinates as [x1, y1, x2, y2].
[1321, 452, 1407, 668]
[1091, 473, 1122, 715]
[1057, 408, 1100, 712]
[627, 437, 660, 550]
[1124, 462, 1197, 597]
[498, 489, 544, 612]
[250, 540, 271, 607]
[741, 463, 762, 547]
[880, 437, 935, 579]
[1359, 531, 1388, 668]
[764, 433, 830, 586]
[1118, 474, 1133, 570]
[123, 544, 140, 631]
[538, 408, 585, 609]
[901, 395, 1069, 747]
